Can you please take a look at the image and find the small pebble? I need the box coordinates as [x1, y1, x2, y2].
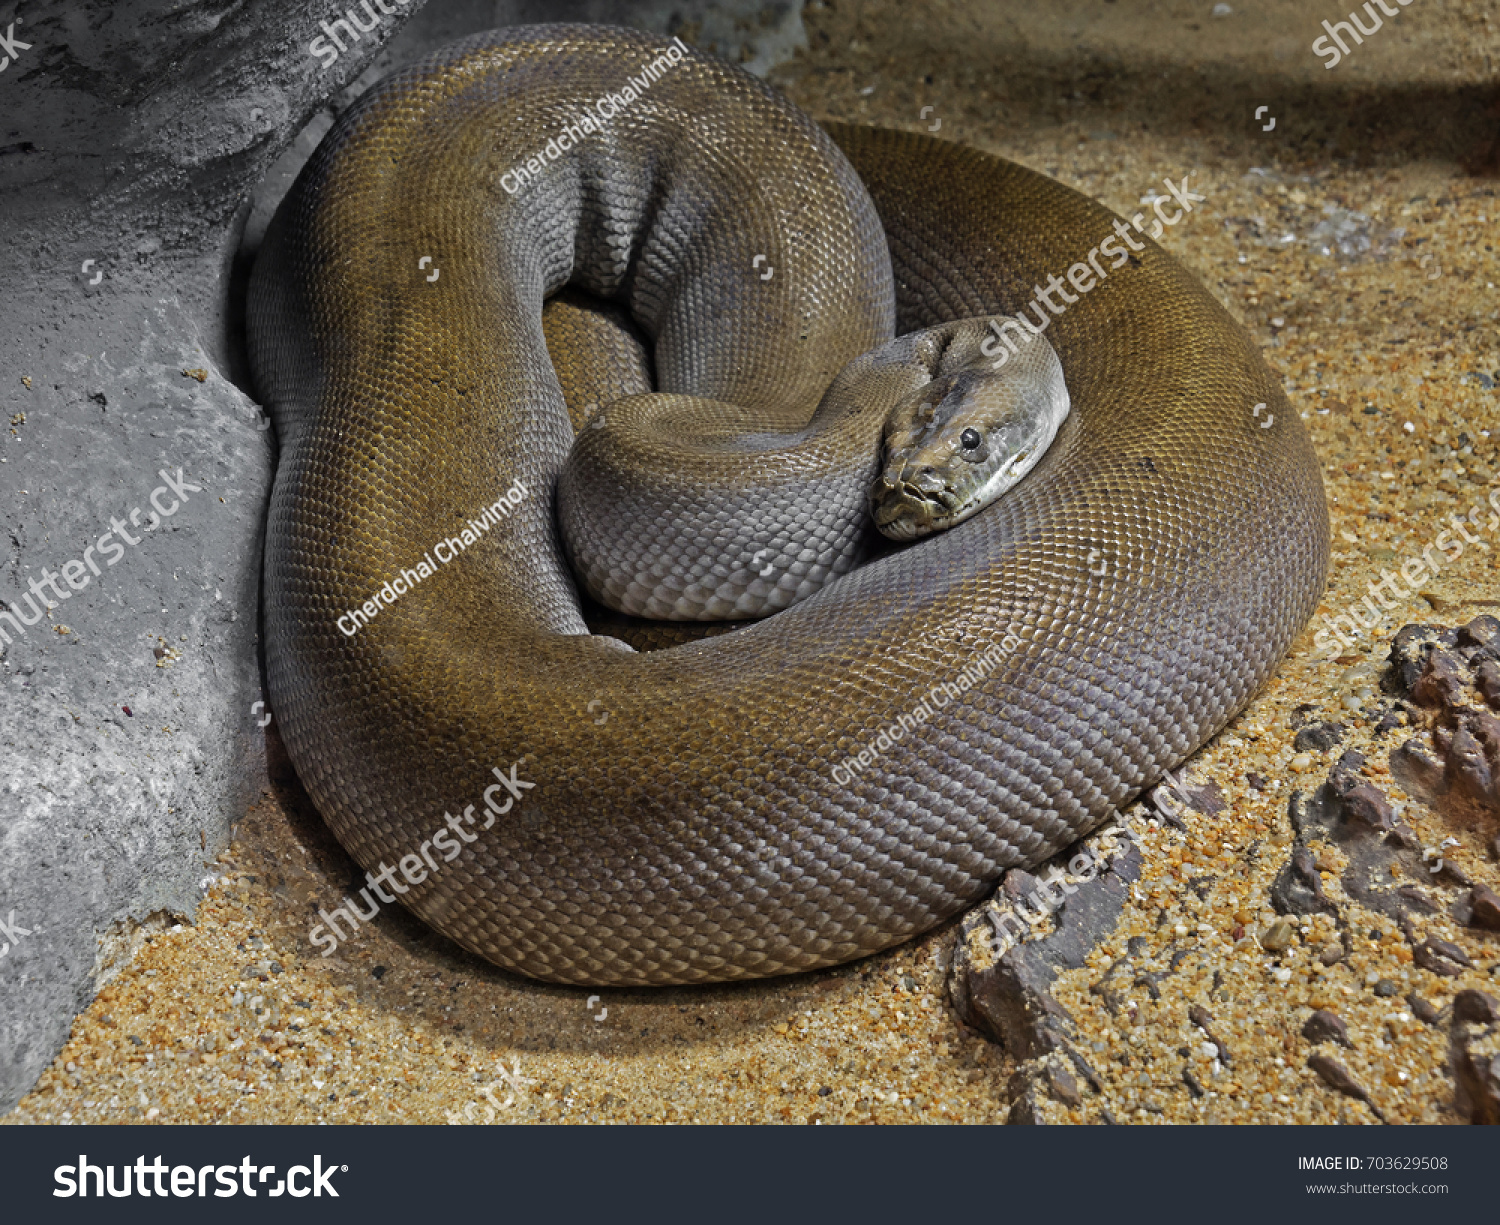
[1260, 920, 1295, 953]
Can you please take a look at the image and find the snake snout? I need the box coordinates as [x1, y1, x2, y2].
[870, 462, 954, 539]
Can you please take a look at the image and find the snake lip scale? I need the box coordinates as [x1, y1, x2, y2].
[247, 24, 1330, 987]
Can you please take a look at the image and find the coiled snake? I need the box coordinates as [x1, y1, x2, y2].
[247, 25, 1328, 985]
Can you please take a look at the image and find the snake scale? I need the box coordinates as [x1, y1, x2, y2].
[247, 25, 1329, 985]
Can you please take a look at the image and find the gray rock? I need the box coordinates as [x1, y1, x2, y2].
[0, 0, 809, 1114]
[0, 0, 420, 1117]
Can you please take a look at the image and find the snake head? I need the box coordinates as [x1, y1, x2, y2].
[870, 319, 1070, 540]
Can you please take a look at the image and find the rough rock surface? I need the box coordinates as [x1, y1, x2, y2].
[0, 0, 806, 1114]
[948, 621, 1500, 1123]
[1387, 619, 1500, 814]
[949, 826, 1142, 1123]
[0, 0, 425, 1115]
[1450, 989, 1500, 1124]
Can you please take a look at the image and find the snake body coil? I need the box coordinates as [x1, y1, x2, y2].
[248, 25, 1329, 985]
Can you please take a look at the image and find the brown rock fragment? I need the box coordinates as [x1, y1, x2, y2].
[1270, 844, 1339, 919]
[1046, 1062, 1081, 1108]
[1407, 993, 1441, 1025]
[1466, 885, 1500, 932]
[1326, 753, 1396, 831]
[1294, 722, 1345, 753]
[1479, 661, 1500, 709]
[1390, 624, 1450, 694]
[1450, 990, 1500, 1125]
[1007, 1059, 1089, 1124]
[1002, 870, 1040, 903]
[1340, 783, 1396, 832]
[1453, 990, 1500, 1025]
[1307, 1053, 1386, 1122]
[1445, 722, 1495, 802]
[1302, 1010, 1352, 1048]
[1189, 1004, 1231, 1065]
[1413, 937, 1473, 977]
[1454, 1049, 1500, 1124]
[1390, 737, 1446, 797]
[1395, 884, 1438, 913]
[1411, 649, 1469, 708]
[1458, 615, 1500, 652]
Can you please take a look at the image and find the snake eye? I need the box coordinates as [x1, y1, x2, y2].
[960, 428, 982, 450]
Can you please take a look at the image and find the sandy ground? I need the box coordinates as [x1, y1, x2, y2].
[7, 0, 1499, 1126]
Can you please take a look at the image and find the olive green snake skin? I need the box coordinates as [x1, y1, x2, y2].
[247, 25, 1329, 986]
